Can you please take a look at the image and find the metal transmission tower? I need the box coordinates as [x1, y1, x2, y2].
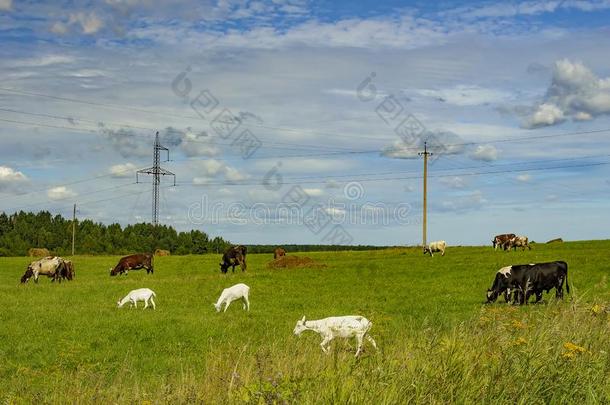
[136, 131, 176, 225]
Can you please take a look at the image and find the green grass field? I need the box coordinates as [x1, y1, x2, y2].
[2, 240, 610, 404]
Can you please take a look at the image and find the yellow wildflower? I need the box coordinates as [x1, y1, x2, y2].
[513, 337, 527, 346]
[511, 320, 525, 329]
[591, 304, 604, 315]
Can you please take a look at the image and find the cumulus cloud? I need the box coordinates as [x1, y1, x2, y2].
[525, 59, 610, 128]
[303, 188, 324, 197]
[180, 130, 219, 157]
[381, 130, 465, 159]
[191, 159, 248, 183]
[68, 12, 104, 34]
[0, 0, 12, 11]
[0, 166, 27, 191]
[516, 174, 532, 182]
[47, 186, 77, 201]
[470, 145, 498, 162]
[109, 162, 137, 178]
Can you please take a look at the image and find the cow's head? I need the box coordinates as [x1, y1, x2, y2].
[492, 239, 497, 248]
[20, 268, 33, 283]
[423, 246, 431, 256]
[293, 316, 307, 336]
[486, 289, 499, 303]
[109, 267, 118, 276]
[219, 262, 229, 274]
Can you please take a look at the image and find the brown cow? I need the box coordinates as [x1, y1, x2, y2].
[492, 234, 516, 251]
[110, 254, 154, 276]
[220, 245, 247, 274]
[274, 247, 286, 260]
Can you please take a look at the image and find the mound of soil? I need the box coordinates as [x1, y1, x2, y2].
[267, 255, 326, 269]
[155, 249, 171, 256]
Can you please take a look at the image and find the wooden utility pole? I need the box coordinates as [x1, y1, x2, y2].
[72, 203, 76, 256]
[419, 142, 432, 249]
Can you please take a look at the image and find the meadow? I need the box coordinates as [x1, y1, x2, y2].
[1, 240, 610, 404]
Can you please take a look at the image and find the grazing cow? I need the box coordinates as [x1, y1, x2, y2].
[423, 240, 446, 257]
[117, 288, 156, 309]
[274, 247, 286, 260]
[110, 254, 153, 276]
[486, 261, 569, 305]
[21, 256, 66, 283]
[293, 315, 378, 357]
[219, 245, 247, 273]
[213, 283, 250, 312]
[492, 233, 516, 251]
[505, 235, 531, 251]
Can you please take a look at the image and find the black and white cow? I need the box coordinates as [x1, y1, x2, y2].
[486, 261, 569, 305]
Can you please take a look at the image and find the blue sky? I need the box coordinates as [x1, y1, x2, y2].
[1, 0, 610, 246]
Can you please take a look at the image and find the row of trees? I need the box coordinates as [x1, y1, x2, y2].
[0, 211, 231, 257]
[0, 211, 391, 257]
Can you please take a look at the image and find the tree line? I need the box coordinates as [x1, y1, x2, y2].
[0, 211, 230, 257]
[0, 211, 392, 257]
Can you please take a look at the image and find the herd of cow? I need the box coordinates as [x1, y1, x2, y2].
[19, 236, 568, 308]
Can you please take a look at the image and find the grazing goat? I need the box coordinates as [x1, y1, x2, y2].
[214, 283, 250, 312]
[293, 315, 378, 357]
[117, 288, 156, 310]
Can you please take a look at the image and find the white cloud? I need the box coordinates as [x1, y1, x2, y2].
[109, 163, 137, 178]
[439, 176, 467, 189]
[191, 159, 248, 183]
[180, 131, 219, 157]
[526, 103, 565, 128]
[525, 59, 610, 128]
[68, 12, 104, 35]
[0, 166, 27, 190]
[470, 145, 498, 162]
[0, 0, 12, 11]
[516, 174, 532, 182]
[303, 188, 324, 197]
[47, 186, 77, 201]
[50, 22, 68, 35]
[224, 166, 247, 182]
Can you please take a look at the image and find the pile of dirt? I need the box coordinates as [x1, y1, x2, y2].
[155, 249, 171, 256]
[28, 248, 49, 257]
[546, 238, 563, 244]
[267, 255, 326, 269]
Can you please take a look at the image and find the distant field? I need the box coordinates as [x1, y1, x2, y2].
[1, 241, 610, 403]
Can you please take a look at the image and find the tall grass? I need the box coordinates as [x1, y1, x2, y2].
[1, 241, 610, 403]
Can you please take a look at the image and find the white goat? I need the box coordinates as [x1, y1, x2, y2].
[293, 315, 378, 357]
[117, 288, 156, 310]
[214, 283, 250, 312]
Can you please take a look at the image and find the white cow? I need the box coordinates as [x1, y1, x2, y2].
[214, 283, 250, 312]
[22, 256, 63, 283]
[117, 288, 156, 310]
[293, 315, 378, 357]
[423, 240, 446, 257]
